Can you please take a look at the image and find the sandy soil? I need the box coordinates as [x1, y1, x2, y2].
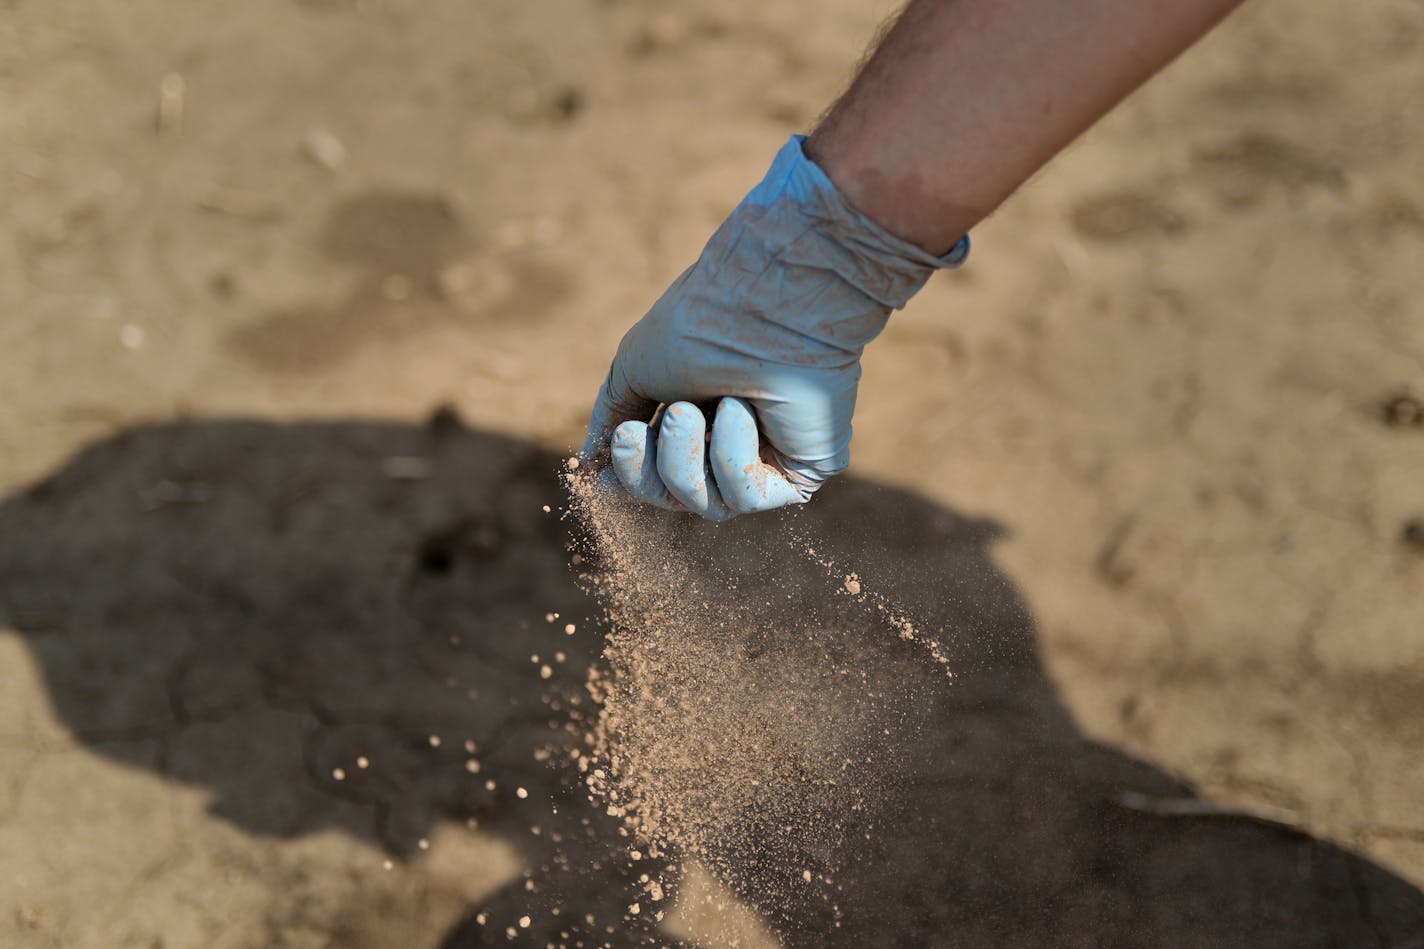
[1, 0, 1422, 946]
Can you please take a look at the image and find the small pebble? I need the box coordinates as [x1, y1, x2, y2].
[641, 12, 689, 50]
[332, 768, 346, 781]
[417, 838, 430, 851]
[302, 125, 349, 170]
[1403, 518, 1424, 552]
[157, 73, 186, 135]
[516, 786, 529, 799]
[356, 756, 370, 769]
[1381, 393, 1423, 428]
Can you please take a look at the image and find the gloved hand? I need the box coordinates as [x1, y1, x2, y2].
[580, 135, 968, 520]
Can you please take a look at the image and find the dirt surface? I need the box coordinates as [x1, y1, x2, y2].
[1, 0, 1422, 946]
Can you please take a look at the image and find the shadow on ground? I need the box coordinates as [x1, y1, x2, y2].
[1, 418, 1420, 947]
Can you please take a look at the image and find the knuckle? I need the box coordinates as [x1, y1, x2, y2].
[612, 421, 643, 444]
[663, 401, 698, 427]
[611, 446, 645, 472]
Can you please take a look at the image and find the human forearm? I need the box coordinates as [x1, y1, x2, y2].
[806, 0, 1245, 252]
[582, 0, 1245, 519]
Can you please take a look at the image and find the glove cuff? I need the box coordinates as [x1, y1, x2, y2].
[742, 135, 969, 310]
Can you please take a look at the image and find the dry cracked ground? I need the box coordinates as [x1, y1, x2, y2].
[1, 0, 1422, 946]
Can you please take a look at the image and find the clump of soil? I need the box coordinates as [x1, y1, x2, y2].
[563, 465, 954, 933]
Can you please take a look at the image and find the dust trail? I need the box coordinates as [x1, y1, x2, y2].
[799, 540, 956, 679]
[562, 465, 956, 939]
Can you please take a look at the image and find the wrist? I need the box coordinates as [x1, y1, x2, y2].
[733, 136, 966, 313]
[804, 129, 976, 257]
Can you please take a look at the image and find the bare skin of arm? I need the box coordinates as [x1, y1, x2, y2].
[806, 0, 1247, 253]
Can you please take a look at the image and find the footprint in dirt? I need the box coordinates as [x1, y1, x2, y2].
[223, 192, 571, 374]
[0, 416, 1421, 948]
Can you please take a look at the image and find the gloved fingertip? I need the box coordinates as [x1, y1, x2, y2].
[610, 420, 684, 511]
[611, 419, 644, 446]
[713, 396, 758, 437]
[656, 403, 720, 516]
[658, 401, 702, 434]
[610, 420, 651, 481]
[710, 397, 809, 514]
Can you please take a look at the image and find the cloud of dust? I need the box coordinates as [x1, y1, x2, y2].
[562, 464, 956, 940]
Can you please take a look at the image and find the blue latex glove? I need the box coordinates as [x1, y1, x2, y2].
[580, 135, 968, 520]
